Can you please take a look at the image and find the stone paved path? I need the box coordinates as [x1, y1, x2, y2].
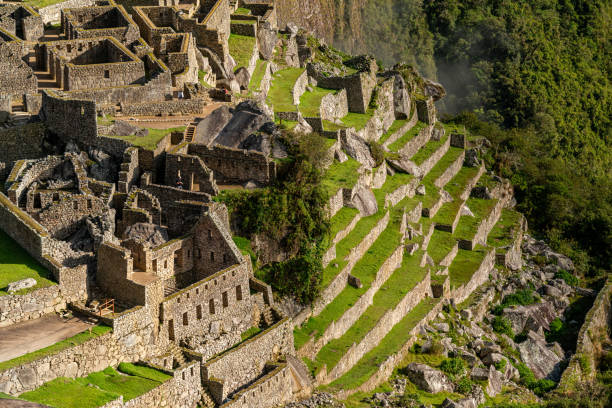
[0, 314, 92, 363]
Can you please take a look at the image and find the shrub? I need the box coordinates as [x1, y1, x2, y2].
[426, 340, 445, 355]
[555, 269, 579, 286]
[495, 358, 507, 372]
[455, 377, 474, 394]
[531, 379, 556, 396]
[368, 141, 385, 167]
[492, 288, 539, 315]
[492, 316, 514, 337]
[440, 357, 466, 379]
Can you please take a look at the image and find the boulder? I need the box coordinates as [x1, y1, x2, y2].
[348, 186, 378, 216]
[431, 124, 445, 141]
[485, 365, 503, 397]
[341, 131, 376, 168]
[502, 302, 557, 334]
[123, 223, 168, 247]
[471, 186, 492, 199]
[215, 101, 271, 148]
[7, 278, 37, 293]
[391, 73, 411, 119]
[335, 149, 348, 163]
[403, 363, 454, 393]
[387, 156, 422, 177]
[194, 105, 233, 145]
[416, 184, 426, 195]
[234, 66, 251, 90]
[470, 366, 490, 381]
[424, 79, 446, 101]
[286, 22, 299, 36]
[347, 274, 362, 289]
[434, 322, 450, 333]
[461, 205, 475, 217]
[257, 22, 278, 60]
[518, 331, 564, 380]
[465, 148, 480, 167]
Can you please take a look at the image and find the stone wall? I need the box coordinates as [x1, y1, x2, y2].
[230, 21, 257, 36]
[187, 143, 276, 185]
[450, 248, 495, 304]
[323, 211, 361, 268]
[310, 211, 390, 318]
[219, 363, 293, 408]
[164, 152, 218, 195]
[325, 187, 344, 218]
[301, 244, 404, 360]
[495, 214, 526, 271]
[291, 69, 308, 106]
[42, 91, 98, 145]
[382, 106, 418, 148]
[118, 147, 139, 193]
[324, 272, 433, 382]
[307, 64, 376, 114]
[417, 129, 449, 176]
[319, 89, 348, 121]
[37, 0, 97, 24]
[203, 317, 293, 402]
[0, 123, 47, 171]
[434, 150, 465, 188]
[121, 98, 206, 116]
[558, 279, 612, 391]
[399, 124, 431, 159]
[384, 177, 419, 209]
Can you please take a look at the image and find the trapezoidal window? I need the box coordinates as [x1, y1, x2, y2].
[209, 299, 215, 314]
[182, 312, 188, 326]
[104, 70, 110, 79]
[236, 285, 242, 301]
[196, 305, 202, 320]
[222, 291, 228, 308]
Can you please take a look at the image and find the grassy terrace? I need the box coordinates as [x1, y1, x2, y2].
[411, 129, 449, 166]
[444, 166, 480, 199]
[25, 0, 64, 8]
[341, 110, 375, 131]
[0, 229, 55, 296]
[299, 87, 333, 117]
[418, 180, 441, 211]
[448, 246, 489, 288]
[387, 122, 426, 152]
[453, 197, 498, 241]
[421, 147, 464, 185]
[233, 7, 251, 15]
[324, 297, 440, 391]
[314, 250, 428, 373]
[487, 209, 522, 251]
[248, 60, 268, 93]
[267, 67, 305, 112]
[107, 127, 185, 151]
[0, 326, 112, 372]
[427, 230, 457, 264]
[228, 34, 256, 70]
[19, 363, 171, 408]
[321, 158, 361, 197]
[432, 200, 462, 228]
[323, 120, 347, 132]
[295, 211, 402, 350]
[329, 207, 360, 243]
[378, 119, 409, 145]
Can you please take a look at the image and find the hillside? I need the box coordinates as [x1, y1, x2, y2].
[277, 0, 612, 277]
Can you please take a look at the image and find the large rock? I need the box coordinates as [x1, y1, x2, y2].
[341, 131, 376, 168]
[502, 302, 557, 334]
[7, 278, 37, 293]
[214, 101, 272, 148]
[257, 22, 278, 60]
[194, 105, 233, 145]
[348, 186, 378, 216]
[391, 73, 411, 119]
[518, 331, 564, 380]
[387, 156, 422, 177]
[404, 363, 454, 393]
[485, 365, 503, 397]
[424, 79, 447, 101]
[464, 148, 480, 167]
[124, 223, 168, 247]
[234, 67, 251, 90]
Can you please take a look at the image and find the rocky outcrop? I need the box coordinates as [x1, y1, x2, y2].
[502, 302, 557, 334]
[518, 331, 564, 381]
[403, 363, 454, 393]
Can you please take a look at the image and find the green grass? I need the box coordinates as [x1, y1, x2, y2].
[228, 33, 257, 70]
[314, 250, 427, 372]
[231, 18, 256, 25]
[432, 200, 462, 227]
[422, 147, 464, 185]
[488, 209, 522, 250]
[427, 230, 457, 264]
[295, 218, 402, 349]
[418, 180, 441, 211]
[324, 297, 439, 391]
[267, 67, 305, 112]
[232, 236, 256, 263]
[444, 166, 480, 198]
[240, 326, 263, 341]
[329, 207, 360, 242]
[20, 365, 170, 408]
[388, 122, 426, 152]
[198, 70, 213, 88]
[299, 87, 334, 117]
[448, 246, 489, 288]
[0, 229, 55, 296]
[233, 7, 251, 15]
[108, 127, 185, 150]
[453, 197, 498, 241]
[376, 172, 414, 199]
[378, 119, 409, 145]
[25, 0, 65, 8]
[323, 120, 347, 132]
[341, 110, 375, 130]
[0, 325, 112, 372]
[248, 60, 268, 93]
[411, 130, 449, 166]
[321, 157, 361, 197]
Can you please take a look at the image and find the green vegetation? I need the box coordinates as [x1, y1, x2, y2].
[388, 122, 426, 152]
[423, 146, 464, 184]
[248, 60, 268, 93]
[447, 246, 488, 288]
[329, 207, 359, 242]
[427, 230, 456, 264]
[299, 87, 333, 117]
[228, 34, 256, 70]
[321, 158, 361, 197]
[555, 269, 579, 287]
[19, 365, 170, 408]
[378, 119, 408, 145]
[453, 197, 497, 241]
[492, 316, 514, 337]
[0, 325, 111, 372]
[340, 110, 375, 131]
[515, 362, 556, 397]
[232, 236, 256, 264]
[492, 288, 540, 315]
[439, 357, 466, 380]
[198, 70, 212, 88]
[324, 297, 439, 391]
[0, 229, 55, 296]
[233, 7, 251, 15]
[411, 130, 449, 166]
[267, 67, 305, 112]
[217, 131, 330, 303]
[24, 0, 65, 8]
[240, 326, 262, 341]
[109, 127, 185, 151]
[488, 209, 522, 250]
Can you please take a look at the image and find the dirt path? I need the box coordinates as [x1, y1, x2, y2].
[0, 314, 93, 363]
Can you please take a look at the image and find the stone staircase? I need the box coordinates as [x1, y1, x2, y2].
[184, 124, 196, 143]
[168, 341, 186, 367]
[262, 307, 275, 327]
[199, 387, 216, 408]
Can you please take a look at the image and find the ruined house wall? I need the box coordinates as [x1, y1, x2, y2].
[219, 363, 293, 408]
[41, 91, 98, 145]
[164, 152, 218, 195]
[203, 317, 293, 402]
[121, 98, 205, 116]
[187, 144, 275, 185]
[158, 263, 252, 346]
[37, 0, 97, 24]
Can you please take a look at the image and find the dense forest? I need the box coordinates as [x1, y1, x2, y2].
[329, 0, 611, 276]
